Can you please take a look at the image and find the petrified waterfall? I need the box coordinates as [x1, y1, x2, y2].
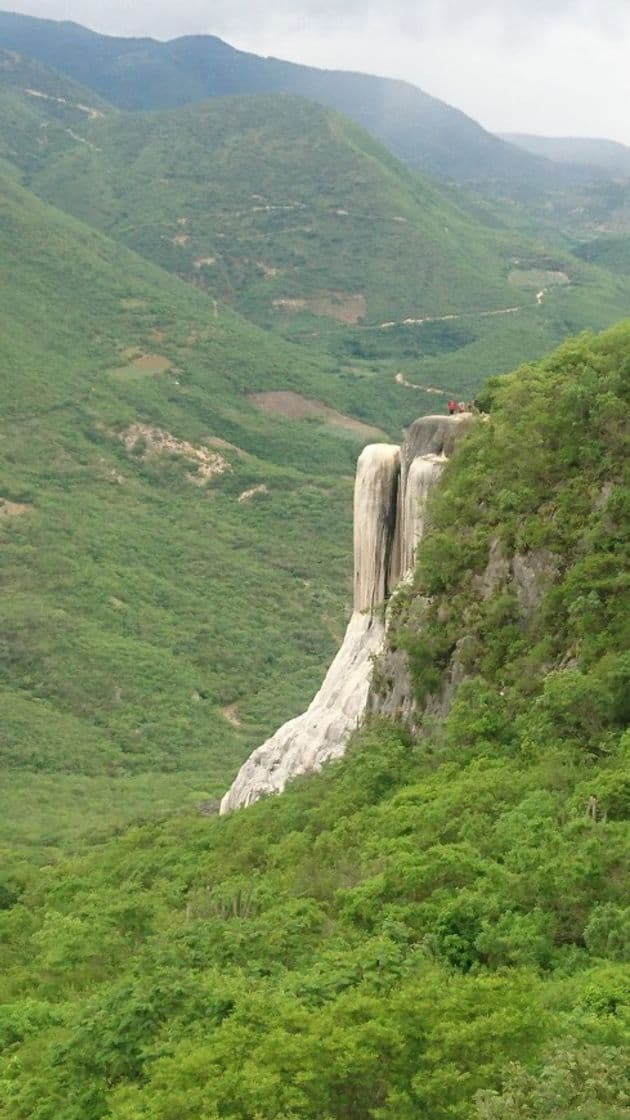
[220, 413, 471, 813]
[354, 444, 400, 612]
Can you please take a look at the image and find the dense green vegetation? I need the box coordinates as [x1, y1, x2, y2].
[2, 61, 629, 426]
[0, 46, 113, 175]
[0, 325, 627, 1119]
[27, 95, 519, 323]
[575, 233, 630, 277]
[0, 25, 627, 1111]
[0, 164, 383, 858]
[4, 12, 630, 272]
[0, 9, 582, 185]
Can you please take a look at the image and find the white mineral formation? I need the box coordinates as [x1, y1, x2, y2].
[220, 413, 471, 813]
[353, 444, 400, 612]
[398, 454, 445, 575]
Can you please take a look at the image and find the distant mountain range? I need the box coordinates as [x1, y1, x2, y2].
[501, 134, 630, 178]
[0, 9, 605, 189]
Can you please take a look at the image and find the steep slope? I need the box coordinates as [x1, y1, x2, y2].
[0, 166, 381, 856]
[0, 9, 593, 187]
[575, 233, 630, 277]
[0, 324, 627, 1120]
[502, 133, 630, 178]
[3, 77, 629, 429]
[24, 94, 520, 323]
[221, 413, 472, 812]
[0, 46, 113, 172]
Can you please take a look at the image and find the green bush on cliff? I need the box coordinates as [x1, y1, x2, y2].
[0, 325, 627, 1119]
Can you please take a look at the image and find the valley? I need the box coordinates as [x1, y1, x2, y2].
[0, 12, 628, 1120]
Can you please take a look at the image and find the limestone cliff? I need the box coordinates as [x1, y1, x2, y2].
[220, 413, 472, 813]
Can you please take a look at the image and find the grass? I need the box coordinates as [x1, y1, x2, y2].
[1, 69, 629, 863]
[0, 86, 625, 427]
[0, 167, 377, 857]
[0, 326, 626, 1120]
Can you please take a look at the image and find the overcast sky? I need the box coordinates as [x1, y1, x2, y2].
[7, 1, 630, 144]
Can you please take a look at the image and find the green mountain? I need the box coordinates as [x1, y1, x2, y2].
[0, 163, 390, 858]
[575, 233, 630, 277]
[0, 21, 627, 1114]
[1, 323, 627, 1120]
[22, 93, 521, 324]
[502, 133, 630, 178]
[4, 55, 627, 866]
[2, 64, 629, 425]
[0, 46, 113, 172]
[0, 9, 596, 187]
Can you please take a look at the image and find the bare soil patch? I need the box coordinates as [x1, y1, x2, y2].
[132, 354, 170, 371]
[273, 291, 366, 324]
[395, 372, 446, 396]
[222, 703, 242, 728]
[121, 424, 231, 484]
[0, 498, 29, 517]
[110, 353, 171, 380]
[248, 391, 384, 438]
[508, 268, 570, 289]
[238, 484, 268, 503]
[257, 261, 280, 278]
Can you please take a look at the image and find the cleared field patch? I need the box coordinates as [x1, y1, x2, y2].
[109, 352, 172, 380]
[222, 703, 242, 728]
[508, 268, 570, 289]
[120, 424, 231, 483]
[248, 390, 385, 438]
[238, 484, 268, 503]
[0, 498, 30, 517]
[273, 291, 366, 324]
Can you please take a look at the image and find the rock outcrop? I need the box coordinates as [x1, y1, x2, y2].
[220, 413, 472, 813]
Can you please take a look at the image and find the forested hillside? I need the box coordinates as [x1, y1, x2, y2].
[4, 12, 630, 254]
[0, 21, 627, 1114]
[1, 325, 627, 1120]
[0, 9, 580, 186]
[26, 94, 518, 323]
[0, 164, 387, 858]
[2, 54, 630, 423]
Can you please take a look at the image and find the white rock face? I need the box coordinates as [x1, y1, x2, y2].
[353, 443, 400, 612]
[398, 454, 445, 576]
[220, 414, 471, 813]
[219, 611, 385, 812]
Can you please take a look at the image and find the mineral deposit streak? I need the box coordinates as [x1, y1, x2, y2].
[353, 443, 400, 613]
[220, 414, 471, 813]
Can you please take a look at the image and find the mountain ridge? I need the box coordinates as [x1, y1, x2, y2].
[0, 8, 601, 187]
[501, 132, 630, 178]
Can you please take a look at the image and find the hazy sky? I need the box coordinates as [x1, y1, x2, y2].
[7, 1, 630, 143]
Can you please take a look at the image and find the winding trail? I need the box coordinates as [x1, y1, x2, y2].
[24, 87, 105, 119]
[395, 372, 446, 395]
[388, 287, 555, 398]
[380, 304, 522, 330]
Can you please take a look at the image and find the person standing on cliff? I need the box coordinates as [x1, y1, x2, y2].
[447, 399, 456, 415]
